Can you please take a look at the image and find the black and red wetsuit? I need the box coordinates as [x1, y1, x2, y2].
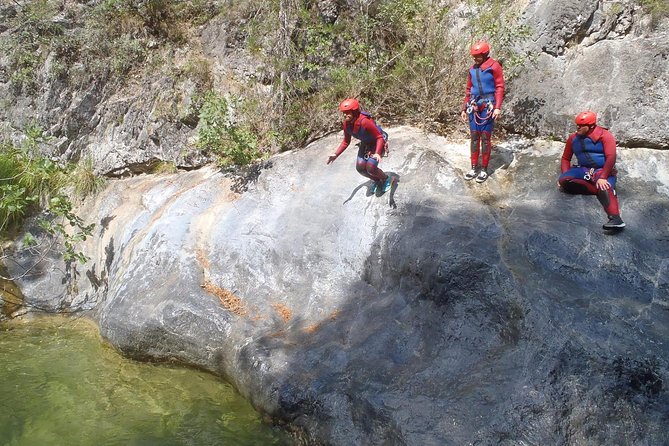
[558, 125, 621, 217]
[334, 112, 388, 183]
[462, 56, 505, 170]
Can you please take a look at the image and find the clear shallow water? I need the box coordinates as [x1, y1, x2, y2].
[0, 316, 290, 446]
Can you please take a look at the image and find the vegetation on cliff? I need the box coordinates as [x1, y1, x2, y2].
[0, 0, 666, 259]
[0, 124, 97, 278]
[1, 0, 531, 158]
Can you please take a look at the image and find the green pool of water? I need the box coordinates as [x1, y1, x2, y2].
[0, 316, 290, 446]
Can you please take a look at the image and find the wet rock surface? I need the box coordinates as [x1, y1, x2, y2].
[12, 127, 669, 444]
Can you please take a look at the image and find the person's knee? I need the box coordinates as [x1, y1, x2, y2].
[560, 179, 592, 195]
[366, 165, 380, 176]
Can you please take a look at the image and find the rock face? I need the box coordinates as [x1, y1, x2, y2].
[13, 127, 669, 444]
[3, 0, 669, 443]
[1, 0, 667, 179]
[0, 2, 240, 176]
[504, 0, 669, 148]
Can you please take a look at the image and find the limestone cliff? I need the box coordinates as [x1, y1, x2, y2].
[1, 0, 667, 179]
[504, 0, 669, 148]
[3, 0, 669, 443]
[12, 127, 669, 444]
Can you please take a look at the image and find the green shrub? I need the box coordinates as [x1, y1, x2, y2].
[0, 183, 37, 234]
[2, 0, 220, 94]
[0, 126, 95, 265]
[183, 55, 214, 91]
[36, 195, 95, 264]
[88, 0, 218, 42]
[229, 0, 532, 149]
[639, 0, 669, 27]
[0, 126, 63, 232]
[3, 0, 62, 94]
[464, 0, 534, 78]
[196, 92, 263, 168]
[70, 158, 106, 199]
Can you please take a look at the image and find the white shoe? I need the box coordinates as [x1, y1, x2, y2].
[464, 167, 478, 180]
[475, 170, 488, 183]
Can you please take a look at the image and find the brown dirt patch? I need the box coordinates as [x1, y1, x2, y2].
[195, 247, 211, 270]
[304, 310, 340, 334]
[202, 280, 247, 316]
[272, 303, 292, 322]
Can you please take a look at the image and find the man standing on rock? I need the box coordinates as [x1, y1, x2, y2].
[460, 40, 505, 183]
[558, 111, 626, 230]
[327, 98, 393, 193]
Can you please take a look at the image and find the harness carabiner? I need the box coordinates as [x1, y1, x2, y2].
[584, 168, 595, 181]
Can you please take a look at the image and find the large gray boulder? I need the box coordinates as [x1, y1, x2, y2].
[12, 127, 669, 445]
[504, 0, 669, 149]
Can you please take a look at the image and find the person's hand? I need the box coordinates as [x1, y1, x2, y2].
[596, 178, 610, 190]
[460, 110, 467, 123]
[327, 153, 337, 164]
[492, 108, 501, 119]
[371, 153, 381, 163]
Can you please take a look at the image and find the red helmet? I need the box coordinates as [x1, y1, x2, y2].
[470, 41, 490, 56]
[575, 111, 597, 126]
[339, 98, 360, 112]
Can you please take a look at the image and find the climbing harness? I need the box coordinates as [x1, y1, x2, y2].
[584, 167, 595, 181]
[467, 98, 495, 125]
[468, 67, 496, 125]
[360, 145, 375, 161]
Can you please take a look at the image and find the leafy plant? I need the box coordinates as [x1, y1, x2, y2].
[196, 91, 263, 168]
[0, 126, 65, 231]
[0, 184, 37, 233]
[37, 195, 95, 264]
[0, 125, 97, 277]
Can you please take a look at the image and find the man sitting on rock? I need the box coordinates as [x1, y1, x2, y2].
[558, 111, 626, 230]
